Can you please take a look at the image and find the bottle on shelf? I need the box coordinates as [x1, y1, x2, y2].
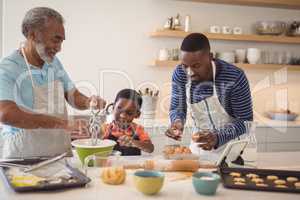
[184, 15, 191, 32]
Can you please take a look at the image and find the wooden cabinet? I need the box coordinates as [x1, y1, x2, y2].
[178, 0, 300, 9]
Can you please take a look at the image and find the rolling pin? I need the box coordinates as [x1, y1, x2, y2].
[124, 160, 216, 172]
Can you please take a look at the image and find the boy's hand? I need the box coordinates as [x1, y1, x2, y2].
[118, 135, 134, 147]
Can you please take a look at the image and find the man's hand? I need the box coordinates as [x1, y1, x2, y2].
[64, 119, 90, 139]
[165, 119, 184, 141]
[89, 95, 106, 110]
[192, 130, 218, 151]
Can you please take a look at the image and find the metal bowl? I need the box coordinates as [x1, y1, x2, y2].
[255, 21, 286, 35]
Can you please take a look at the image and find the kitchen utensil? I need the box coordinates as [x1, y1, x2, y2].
[255, 21, 286, 35]
[133, 170, 165, 195]
[89, 101, 113, 146]
[0, 163, 29, 169]
[192, 172, 220, 195]
[219, 167, 300, 193]
[24, 152, 68, 174]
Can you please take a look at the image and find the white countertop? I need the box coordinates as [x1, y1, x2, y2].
[1, 152, 300, 200]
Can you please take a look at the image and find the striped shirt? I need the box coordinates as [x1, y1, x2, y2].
[170, 59, 253, 147]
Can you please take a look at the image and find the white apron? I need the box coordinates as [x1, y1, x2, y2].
[2, 48, 72, 159]
[187, 61, 233, 162]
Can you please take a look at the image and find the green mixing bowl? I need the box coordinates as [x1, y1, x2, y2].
[71, 139, 116, 164]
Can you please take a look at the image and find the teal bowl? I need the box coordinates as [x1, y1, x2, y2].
[192, 172, 220, 195]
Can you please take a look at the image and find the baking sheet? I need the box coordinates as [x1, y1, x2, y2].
[219, 167, 300, 193]
[0, 159, 91, 192]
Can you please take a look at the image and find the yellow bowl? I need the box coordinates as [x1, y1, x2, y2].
[133, 170, 164, 195]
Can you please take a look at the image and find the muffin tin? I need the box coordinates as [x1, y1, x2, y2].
[219, 167, 300, 193]
[0, 159, 91, 192]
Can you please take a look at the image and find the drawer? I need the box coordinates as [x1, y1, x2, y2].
[266, 142, 300, 152]
[267, 128, 300, 143]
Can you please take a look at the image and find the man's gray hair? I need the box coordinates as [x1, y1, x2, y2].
[22, 7, 64, 38]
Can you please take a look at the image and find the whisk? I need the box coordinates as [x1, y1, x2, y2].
[88, 100, 112, 146]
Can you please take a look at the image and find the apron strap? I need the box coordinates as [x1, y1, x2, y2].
[211, 61, 218, 97]
[21, 46, 35, 88]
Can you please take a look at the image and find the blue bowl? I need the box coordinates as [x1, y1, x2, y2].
[192, 172, 220, 195]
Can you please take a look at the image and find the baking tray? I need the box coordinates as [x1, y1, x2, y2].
[0, 159, 91, 192]
[219, 167, 300, 193]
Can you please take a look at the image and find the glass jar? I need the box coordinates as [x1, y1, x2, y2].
[243, 121, 258, 165]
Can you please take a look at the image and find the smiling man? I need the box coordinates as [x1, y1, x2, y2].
[165, 33, 253, 162]
[0, 7, 106, 158]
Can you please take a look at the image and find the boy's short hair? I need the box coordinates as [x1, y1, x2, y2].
[114, 89, 143, 109]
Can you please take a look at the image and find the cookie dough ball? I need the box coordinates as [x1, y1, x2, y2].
[183, 147, 191, 154]
[275, 185, 287, 188]
[234, 182, 246, 186]
[287, 177, 299, 183]
[252, 178, 264, 184]
[256, 183, 268, 187]
[267, 175, 279, 181]
[230, 172, 241, 177]
[274, 179, 286, 185]
[246, 173, 259, 179]
[234, 177, 246, 183]
[294, 182, 300, 188]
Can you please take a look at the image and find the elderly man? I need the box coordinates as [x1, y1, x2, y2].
[165, 33, 253, 162]
[0, 7, 106, 158]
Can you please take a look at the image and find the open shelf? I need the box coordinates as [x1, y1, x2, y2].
[178, 0, 300, 9]
[151, 60, 300, 71]
[150, 30, 300, 44]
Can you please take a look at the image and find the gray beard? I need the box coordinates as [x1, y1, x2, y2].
[35, 42, 53, 64]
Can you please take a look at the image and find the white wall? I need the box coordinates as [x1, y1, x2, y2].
[2, 0, 300, 119]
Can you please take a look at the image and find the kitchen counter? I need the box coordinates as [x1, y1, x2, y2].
[1, 152, 300, 200]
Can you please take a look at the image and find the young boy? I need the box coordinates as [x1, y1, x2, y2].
[100, 89, 154, 156]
